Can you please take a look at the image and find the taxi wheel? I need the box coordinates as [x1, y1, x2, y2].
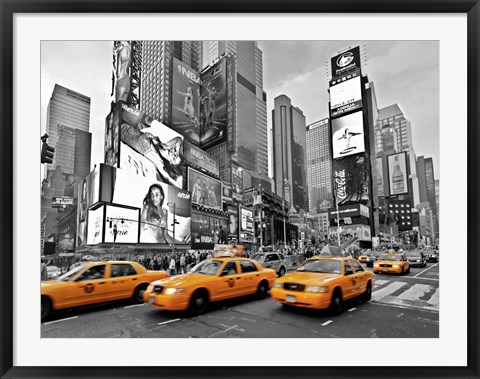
[132, 284, 148, 304]
[330, 288, 343, 315]
[278, 267, 286, 277]
[41, 296, 51, 321]
[189, 290, 209, 315]
[256, 280, 269, 299]
[362, 282, 372, 302]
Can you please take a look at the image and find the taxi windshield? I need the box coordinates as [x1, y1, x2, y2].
[252, 254, 265, 261]
[190, 260, 223, 275]
[300, 259, 341, 275]
[58, 264, 85, 282]
[379, 255, 402, 261]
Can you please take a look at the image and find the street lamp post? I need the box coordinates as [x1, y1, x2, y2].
[112, 224, 118, 260]
[167, 202, 179, 255]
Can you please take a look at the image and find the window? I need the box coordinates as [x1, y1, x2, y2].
[111, 264, 137, 278]
[240, 261, 257, 273]
[76, 265, 105, 281]
[343, 262, 354, 276]
[221, 261, 238, 276]
[350, 260, 364, 272]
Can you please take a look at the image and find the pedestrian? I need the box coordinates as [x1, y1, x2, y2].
[180, 254, 186, 274]
[41, 259, 48, 281]
[169, 255, 176, 276]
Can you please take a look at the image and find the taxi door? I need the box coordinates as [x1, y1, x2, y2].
[109, 263, 141, 300]
[349, 259, 370, 296]
[63, 264, 110, 307]
[214, 261, 242, 300]
[237, 260, 260, 295]
[342, 261, 358, 300]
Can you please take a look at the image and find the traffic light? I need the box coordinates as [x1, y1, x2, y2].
[41, 141, 55, 164]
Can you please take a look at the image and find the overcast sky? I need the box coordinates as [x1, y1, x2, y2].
[41, 40, 439, 179]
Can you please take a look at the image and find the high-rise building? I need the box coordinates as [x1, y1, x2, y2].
[416, 156, 438, 237]
[272, 94, 308, 213]
[306, 118, 332, 214]
[203, 41, 269, 181]
[375, 103, 420, 207]
[45, 84, 91, 176]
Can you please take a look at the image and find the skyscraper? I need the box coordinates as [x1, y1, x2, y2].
[272, 94, 308, 213]
[45, 84, 91, 177]
[306, 118, 332, 214]
[203, 41, 269, 181]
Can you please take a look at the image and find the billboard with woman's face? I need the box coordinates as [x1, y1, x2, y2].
[187, 167, 222, 211]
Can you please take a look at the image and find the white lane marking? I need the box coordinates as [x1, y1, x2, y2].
[372, 282, 407, 301]
[374, 279, 389, 286]
[369, 300, 439, 314]
[158, 318, 181, 325]
[43, 316, 78, 325]
[321, 320, 333, 326]
[124, 304, 145, 309]
[239, 317, 256, 322]
[427, 288, 440, 306]
[398, 284, 433, 301]
[347, 308, 357, 312]
[397, 313, 404, 318]
[209, 324, 245, 338]
[413, 263, 438, 278]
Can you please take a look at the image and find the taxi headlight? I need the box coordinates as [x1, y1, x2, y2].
[164, 288, 187, 295]
[374, 263, 380, 267]
[417, 260, 421, 262]
[273, 282, 283, 289]
[147, 284, 154, 292]
[392, 265, 400, 268]
[305, 286, 328, 293]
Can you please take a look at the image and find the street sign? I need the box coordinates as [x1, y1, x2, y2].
[52, 196, 75, 208]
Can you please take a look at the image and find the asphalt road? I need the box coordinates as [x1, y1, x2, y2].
[41, 263, 439, 338]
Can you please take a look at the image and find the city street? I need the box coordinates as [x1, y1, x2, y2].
[41, 263, 439, 338]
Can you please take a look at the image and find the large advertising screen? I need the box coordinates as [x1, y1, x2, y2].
[330, 76, 363, 118]
[183, 141, 219, 176]
[119, 102, 185, 188]
[104, 166, 192, 245]
[57, 233, 75, 252]
[331, 111, 365, 159]
[330, 46, 361, 79]
[231, 161, 243, 201]
[187, 167, 222, 211]
[76, 166, 99, 247]
[104, 102, 121, 167]
[227, 205, 239, 241]
[171, 58, 201, 145]
[191, 212, 227, 249]
[333, 154, 369, 206]
[104, 205, 140, 244]
[239, 206, 254, 243]
[112, 41, 132, 103]
[226, 55, 237, 152]
[87, 206, 104, 245]
[387, 152, 408, 196]
[200, 59, 227, 149]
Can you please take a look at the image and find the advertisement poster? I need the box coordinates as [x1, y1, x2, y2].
[222, 183, 233, 203]
[226, 55, 237, 152]
[119, 102, 185, 189]
[231, 161, 244, 200]
[227, 206, 239, 241]
[183, 141, 219, 176]
[103, 205, 139, 244]
[187, 167, 222, 211]
[57, 233, 75, 252]
[387, 152, 408, 196]
[331, 111, 365, 159]
[333, 154, 369, 205]
[330, 76, 363, 118]
[108, 167, 192, 245]
[104, 102, 121, 168]
[76, 173, 91, 247]
[87, 206, 104, 245]
[239, 206, 254, 243]
[191, 212, 227, 249]
[376, 157, 385, 197]
[330, 46, 361, 79]
[200, 59, 227, 149]
[171, 58, 201, 145]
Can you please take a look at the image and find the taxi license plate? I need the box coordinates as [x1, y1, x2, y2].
[383, 268, 388, 272]
[286, 295, 296, 303]
[149, 295, 156, 304]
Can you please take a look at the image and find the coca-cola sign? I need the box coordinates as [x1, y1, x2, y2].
[333, 154, 369, 206]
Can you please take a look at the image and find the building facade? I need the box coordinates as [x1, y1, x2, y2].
[306, 118, 332, 214]
[272, 94, 308, 213]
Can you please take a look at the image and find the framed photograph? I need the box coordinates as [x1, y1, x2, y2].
[1, 1, 479, 378]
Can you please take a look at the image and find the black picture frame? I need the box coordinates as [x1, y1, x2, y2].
[1, 1, 479, 378]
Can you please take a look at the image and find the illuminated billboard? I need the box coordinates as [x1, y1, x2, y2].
[239, 206, 254, 243]
[87, 206, 104, 245]
[333, 154, 369, 206]
[112, 41, 132, 103]
[200, 59, 227, 149]
[330, 76, 363, 118]
[104, 205, 140, 244]
[171, 58, 201, 145]
[387, 152, 408, 196]
[376, 157, 385, 197]
[57, 233, 75, 252]
[183, 141, 219, 176]
[119, 102, 185, 188]
[331, 111, 365, 159]
[227, 205, 239, 241]
[104, 102, 121, 167]
[76, 166, 100, 247]
[187, 167, 222, 211]
[330, 46, 361, 80]
[226, 55, 237, 152]
[191, 212, 227, 250]
[231, 161, 244, 201]
[103, 166, 192, 246]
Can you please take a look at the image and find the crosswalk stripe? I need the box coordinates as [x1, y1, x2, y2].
[372, 282, 407, 301]
[397, 284, 434, 302]
[374, 279, 389, 286]
[427, 288, 439, 306]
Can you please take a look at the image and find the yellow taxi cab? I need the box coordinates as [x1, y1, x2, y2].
[357, 254, 369, 264]
[143, 257, 277, 315]
[41, 261, 169, 321]
[271, 256, 374, 315]
[373, 253, 410, 275]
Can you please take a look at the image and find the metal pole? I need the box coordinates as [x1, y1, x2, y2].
[171, 203, 176, 256]
[336, 199, 341, 247]
[283, 201, 287, 249]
